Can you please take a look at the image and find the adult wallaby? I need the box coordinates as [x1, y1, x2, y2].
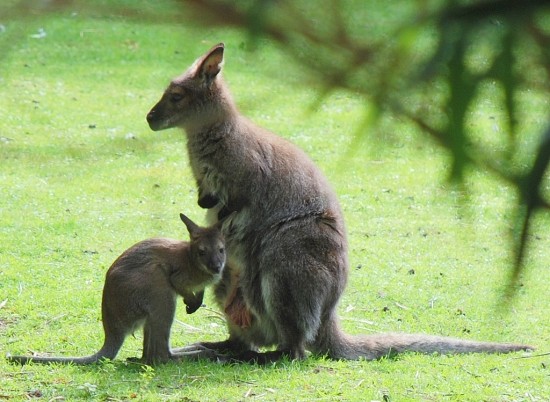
[7, 213, 227, 366]
[146, 43, 532, 363]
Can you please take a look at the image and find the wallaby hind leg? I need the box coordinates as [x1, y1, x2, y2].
[254, 282, 310, 362]
[235, 225, 343, 364]
[214, 273, 313, 364]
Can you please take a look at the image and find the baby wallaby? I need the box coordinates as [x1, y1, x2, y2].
[7, 213, 227, 366]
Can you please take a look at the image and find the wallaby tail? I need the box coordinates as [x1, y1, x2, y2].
[337, 333, 533, 360]
[315, 316, 533, 360]
[6, 337, 123, 366]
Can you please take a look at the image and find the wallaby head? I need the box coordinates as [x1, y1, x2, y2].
[147, 43, 229, 132]
[180, 212, 226, 276]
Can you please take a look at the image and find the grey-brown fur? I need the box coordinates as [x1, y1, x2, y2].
[147, 44, 532, 363]
[7, 213, 226, 366]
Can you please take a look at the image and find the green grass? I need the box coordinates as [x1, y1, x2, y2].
[1, 3, 549, 401]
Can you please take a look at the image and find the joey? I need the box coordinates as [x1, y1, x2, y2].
[7, 213, 228, 366]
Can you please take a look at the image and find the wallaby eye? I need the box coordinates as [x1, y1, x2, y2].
[198, 247, 206, 256]
[170, 93, 184, 103]
[219, 247, 225, 254]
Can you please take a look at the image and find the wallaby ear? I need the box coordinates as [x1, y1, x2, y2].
[180, 213, 201, 237]
[195, 43, 225, 83]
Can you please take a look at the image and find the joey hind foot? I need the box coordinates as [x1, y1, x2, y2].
[170, 343, 232, 362]
[170, 347, 225, 362]
[171, 343, 218, 355]
[172, 339, 252, 356]
[126, 355, 173, 366]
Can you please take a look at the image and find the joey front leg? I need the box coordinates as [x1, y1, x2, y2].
[183, 290, 204, 314]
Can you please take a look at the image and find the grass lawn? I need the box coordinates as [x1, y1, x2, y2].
[1, 2, 549, 401]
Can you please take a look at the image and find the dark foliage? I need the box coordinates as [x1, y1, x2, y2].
[3, 0, 549, 298]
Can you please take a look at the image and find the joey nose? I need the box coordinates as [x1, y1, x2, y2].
[211, 263, 223, 275]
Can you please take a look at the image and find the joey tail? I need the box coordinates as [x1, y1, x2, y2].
[7, 336, 123, 365]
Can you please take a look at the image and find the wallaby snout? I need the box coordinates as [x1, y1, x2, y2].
[146, 106, 164, 131]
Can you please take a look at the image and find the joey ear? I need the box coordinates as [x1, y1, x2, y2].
[180, 213, 201, 237]
[195, 43, 225, 83]
[216, 210, 237, 230]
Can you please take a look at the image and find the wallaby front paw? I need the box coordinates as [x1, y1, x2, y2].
[198, 194, 219, 209]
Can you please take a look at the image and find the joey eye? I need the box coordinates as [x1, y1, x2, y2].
[219, 247, 225, 253]
[170, 93, 184, 102]
[198, 248, 206, 256]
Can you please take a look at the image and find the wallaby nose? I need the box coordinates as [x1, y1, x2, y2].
[146, 110, 161, 131]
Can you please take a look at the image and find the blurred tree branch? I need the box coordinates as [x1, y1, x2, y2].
[2, 0, 549, 299]
[184, 0, 550, 299]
